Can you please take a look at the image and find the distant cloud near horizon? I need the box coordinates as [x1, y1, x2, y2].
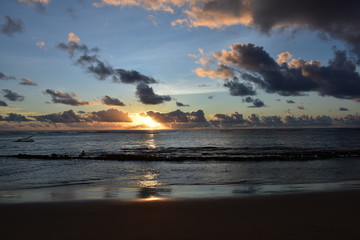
[1, 16, 23, 36]
[339, 107, 349, 111]
[43, 89, 89, 106]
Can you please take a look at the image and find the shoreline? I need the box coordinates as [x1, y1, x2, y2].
[1, 180, 360, 204]
[2, 190, 360, 240]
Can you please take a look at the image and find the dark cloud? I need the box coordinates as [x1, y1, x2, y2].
[43, 89, 89, 106]
[208, 96, 214, 99]
[113, 69, 157, 84]
[339, 107, 349, 111]
[0, 100, 8, 107]
[76, 54, 114, 80]
[1, 16, 23, 36]
[286, 100, 295, 104]
[0, 72, 16, 81]
[0, 113, 32, 122]
[223, 77, 256, 96]
[211, 112, 246, 126]
[174, 0, 360, 61]
[20, 77, 37, 86]
[87, 109, 132, 122]
[33, 109, 132, 123]
[135, 82, 172, 105]
[242, 97, 265, 108]
[102, 95, 125, 106]
[145, 109, 209, 128]
[198, 43, 360, 100]
[176, 101, 190, 107]
[56, 41, 95, 58]
[32, 110, 84, 123]
[2, 89, 24, 102]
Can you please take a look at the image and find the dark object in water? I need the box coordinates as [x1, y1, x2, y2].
[14, 136, 34, 142]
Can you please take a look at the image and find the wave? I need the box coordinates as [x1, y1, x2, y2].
[2, 148, 360, 161]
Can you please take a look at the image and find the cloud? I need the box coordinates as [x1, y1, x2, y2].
[36, 41, 46, 49]
[208, 95, 214, 99]
[196, 43, 360, 100]
[224, 77, 256, 96]
[0, 113, 32, 122]
[286, 100, 295, 104]
[242, 97, 265, 108]
[76, 54, 114, 80]
[56, 41, 96, 58]
[68, 32, 80, 43]
[112, 69, 157, 84]
[43, 89, 89, 106]
[18, 0, 51, 12]
[102, 95, 126, 106]
[339, 107, 349, 111]
[212, 112, 246, 125]
[86, 109, 132, 122]
[20, 77, 37, 86]
[2, 89, 24, 102]
[0, 72, 16, 81]
[93, 0, 185, 13]
[176, 101, 190, 107]
[144, 109, 209, 128]
[135, 82, 172, 105]
[1, 16, 23, 36]
[33, 109, 132, 123]
[0, 100, 8, 107]
[33, 110, 84, 123]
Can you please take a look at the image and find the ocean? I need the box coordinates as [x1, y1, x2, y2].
[1, 128, 360, 202]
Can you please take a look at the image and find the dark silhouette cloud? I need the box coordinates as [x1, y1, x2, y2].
[224, 77, 256, 96]
[135, 82, 172, 105]
[211, 112, 246, 126]
[339, 107, 349, 111]
[0, 100, 8, 107]
[168, 0, 360, 61]
[176, 101, 190, 107]
[197, 43, 360, 100]
[32, 110, 83, 123]
[145, 109, 209, 128]
[242, 97, 265, 108]
[0, 113, 31, 122]
[0, 72, 16, 81]
[33, 109, 132, 123]
[1, 16, 23, 36]
[2, 89, 24, 101]
[76, 54, 114, 80]
[113, 69, 158, 84]
[102, 95, 125, 106]
[286, 100, 295, 104]
[56, 41, 96, 58]
[43, 89, 89, 106]
[87, 109, 132, 122]
[20, 77, 37, 86]
[208, 96, 214, 99]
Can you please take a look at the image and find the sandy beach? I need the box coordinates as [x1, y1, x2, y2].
[1, 190, 360, 240]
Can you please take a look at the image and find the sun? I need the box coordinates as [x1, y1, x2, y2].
[131, 114, 163, 129]
[142, 116, 161, 128]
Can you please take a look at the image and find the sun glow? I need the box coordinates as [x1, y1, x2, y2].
[131, 114, 164, 129]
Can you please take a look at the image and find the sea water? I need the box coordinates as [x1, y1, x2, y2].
[1, 128, 360, 202]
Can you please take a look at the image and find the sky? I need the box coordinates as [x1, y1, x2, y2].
[1, 0, 360, 130]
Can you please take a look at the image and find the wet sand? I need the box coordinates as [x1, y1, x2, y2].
[1, 190, 360, 240]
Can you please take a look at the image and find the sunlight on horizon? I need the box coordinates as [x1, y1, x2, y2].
[131, 114, 164, 130]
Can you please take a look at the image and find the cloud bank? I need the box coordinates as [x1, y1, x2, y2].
[43, 89, 89, 106]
